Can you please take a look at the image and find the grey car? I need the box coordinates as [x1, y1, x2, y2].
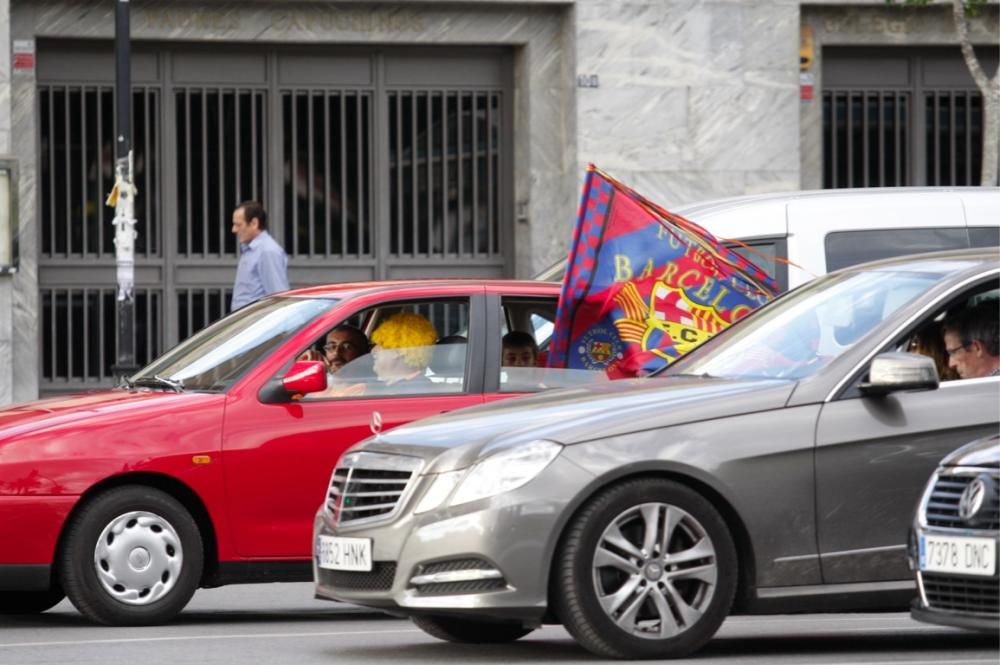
[314, 249, 1000, 659]
[909, 434, 999, 632]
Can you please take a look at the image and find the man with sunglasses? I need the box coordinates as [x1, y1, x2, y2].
[942, 300, 1000, 379]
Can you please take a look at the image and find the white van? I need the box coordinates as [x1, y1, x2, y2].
[538, 187, 1000, 291]
[670, 187, 999, 290]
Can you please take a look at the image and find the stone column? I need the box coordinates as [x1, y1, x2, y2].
[0, 0, 12, 405]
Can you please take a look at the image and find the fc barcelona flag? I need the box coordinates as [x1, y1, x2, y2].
[548, 166, 779, 378]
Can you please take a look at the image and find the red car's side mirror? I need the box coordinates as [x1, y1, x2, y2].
[282, 360, 327, 396]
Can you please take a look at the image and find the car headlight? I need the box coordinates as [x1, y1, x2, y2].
[413, 470, 463, 514]
[449, 439, 563, 507]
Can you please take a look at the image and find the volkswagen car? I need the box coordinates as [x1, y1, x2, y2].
[315, 250, 1000, 659]
[910, 434, 999, 632]
[0, 278, 603, 625]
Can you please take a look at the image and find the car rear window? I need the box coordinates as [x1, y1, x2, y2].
[824, 228, 972, 272]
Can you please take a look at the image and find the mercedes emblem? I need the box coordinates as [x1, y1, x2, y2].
[370, 410, 383, 436]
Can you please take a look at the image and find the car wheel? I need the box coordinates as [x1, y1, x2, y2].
[58, 486, 204, 626]
[411, 615, 535, 643]
[554, 478, 737, 659]
[0, 588, 65, 614]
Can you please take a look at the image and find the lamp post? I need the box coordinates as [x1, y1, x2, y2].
[111, 0, 138, 381]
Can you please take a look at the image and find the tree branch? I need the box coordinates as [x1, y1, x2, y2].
[951, 0, 996, 94]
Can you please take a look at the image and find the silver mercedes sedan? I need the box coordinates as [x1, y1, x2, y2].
[314, 249, 1000, 659]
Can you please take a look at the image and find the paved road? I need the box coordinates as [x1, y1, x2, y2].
[1, 583, 997, 664]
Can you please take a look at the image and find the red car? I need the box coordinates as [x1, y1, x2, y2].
[0, 279, 585, 625]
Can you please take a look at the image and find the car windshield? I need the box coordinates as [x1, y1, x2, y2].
[131, 297, 338, 392]
[663, 269, 943, 381]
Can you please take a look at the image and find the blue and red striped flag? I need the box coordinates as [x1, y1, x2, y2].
[548, 166, 779, 378]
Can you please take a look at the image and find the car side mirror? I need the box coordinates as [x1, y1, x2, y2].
[859, 352, 939, 396]
[281, 360, 328, 397]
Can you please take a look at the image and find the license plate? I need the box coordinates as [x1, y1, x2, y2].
[317, 535, 372, 572]
[919, 534, 996, 577]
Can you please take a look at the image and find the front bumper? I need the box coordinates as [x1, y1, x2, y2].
[313, 455, 593, 621]
[908, 525, 999, 633]
[910, 598, 999, 633]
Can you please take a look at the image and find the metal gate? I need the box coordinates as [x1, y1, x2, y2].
[822, 46, 999, 188]
[36, 42, 513, 394]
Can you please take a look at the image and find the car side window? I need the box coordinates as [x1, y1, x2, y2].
[726, 237, 788, 293]
[824, 228, 970, 273]
[303, 298, 471, 399]
[840, 278, 1000, 399]
[969, 227, 1000, 249]
[499, 297, 608, 393]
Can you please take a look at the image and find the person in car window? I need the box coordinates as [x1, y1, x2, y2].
[321, 324, 369, 373]
[907, 323, 959, 382]
[369, 312, 438, 393]
[502, 331, 539, 367]
[942, 300, 1000, 379]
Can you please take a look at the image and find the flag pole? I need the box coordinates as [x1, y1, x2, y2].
[111, 0, 138, 382]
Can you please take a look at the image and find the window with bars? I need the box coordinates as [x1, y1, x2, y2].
[821, 47, 996, 188]
[36, 46, 513, 395]
[282, 90, 373, 258]
[41, 288, 161, 383]
[39, 86, 159, 256]
[176, 88, 267, 256]
[925, 92, 983, 186]
[822, 91, 909, 188]
[388, 91, 502, 258]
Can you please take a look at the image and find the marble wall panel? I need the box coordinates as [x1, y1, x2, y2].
[0, 0, 11, 405]
[690, 84, 799, 172]
[578, 85, 688, 171]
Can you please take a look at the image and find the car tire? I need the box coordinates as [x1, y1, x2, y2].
[0, 588, 65, 614]
[553, 478, 737, 659]
[411, 615, 535, 643]
[58, 485, 204, 626]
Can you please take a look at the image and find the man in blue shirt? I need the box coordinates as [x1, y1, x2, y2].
[230, 201, 289, 311]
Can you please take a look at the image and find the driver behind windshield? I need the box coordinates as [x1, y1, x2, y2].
[321, 325, 369, 373]
[299, 324, 369, 373]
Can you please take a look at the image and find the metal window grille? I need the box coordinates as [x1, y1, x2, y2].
[409, 301, 470, 338]
[177, 288, 233, 341]
[282, 90, 373, 258]
[41, 287, 161, 383]
[388, 91, 502, 258]
[176, 88, 267, 257]
[822, 91, 909, 188]
[926, 91, 983, 186]
[39, 86, 159, 257]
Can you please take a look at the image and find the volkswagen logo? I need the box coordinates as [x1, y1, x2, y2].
[370, 410, 383, 436]
[958, 475, 994, 523]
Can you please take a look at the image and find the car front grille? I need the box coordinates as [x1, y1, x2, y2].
[318, 562, 397, 591]
[924, 470, 1000, 531]
[327, 452, 423, 527]
[921, 572, 999, 616]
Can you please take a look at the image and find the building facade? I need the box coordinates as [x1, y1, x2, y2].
[0, 0, 997, 404]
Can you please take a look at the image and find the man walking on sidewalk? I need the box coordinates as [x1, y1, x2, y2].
[230, 200, 289, 311]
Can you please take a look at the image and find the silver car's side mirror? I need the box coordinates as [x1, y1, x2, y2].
[860, 352, 939, 395]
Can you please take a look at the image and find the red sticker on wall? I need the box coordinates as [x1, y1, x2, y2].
[13, 53, 34, 70]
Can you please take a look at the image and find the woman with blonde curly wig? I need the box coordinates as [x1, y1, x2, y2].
[369, 311, 438, 390]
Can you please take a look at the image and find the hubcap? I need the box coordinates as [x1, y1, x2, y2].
[94, 511, 183, 606]
[592, 502, 717, 640]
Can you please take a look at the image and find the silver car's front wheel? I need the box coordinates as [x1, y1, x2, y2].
[593, 502, 718, 639]
[554, 479, 737, 659]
